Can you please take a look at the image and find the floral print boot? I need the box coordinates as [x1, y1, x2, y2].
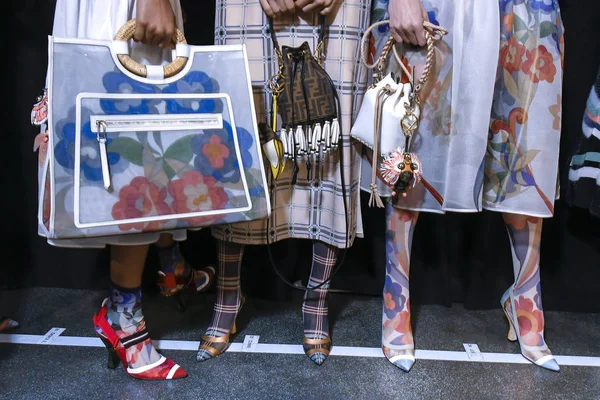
[501, 213, 559, 372]
[382, 201, 419, 372]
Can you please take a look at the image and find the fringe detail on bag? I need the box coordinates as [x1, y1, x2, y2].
[280, 128, 289, 158]
[314, 122, 322, 151]
[295, 125, 305, 155]
[278, 119, 340, 160]
[311, 124, 321, 154]
[323, 121, 331, 153]
[368, 183, 385, 208]
[331, 118, 340, 150]
[287, 128, 295, 158]
[312, 123, 322, 161]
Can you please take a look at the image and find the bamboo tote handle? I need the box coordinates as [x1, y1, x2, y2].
[114, 19, 188, 79]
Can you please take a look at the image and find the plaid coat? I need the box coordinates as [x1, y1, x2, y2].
[211, 0, 372, 249]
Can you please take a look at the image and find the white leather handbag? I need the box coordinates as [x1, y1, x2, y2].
[350, 20, 447, 206]
[351, 72, 417, 157]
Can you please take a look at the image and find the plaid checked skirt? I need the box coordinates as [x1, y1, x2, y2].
[211, 0, 371, 249]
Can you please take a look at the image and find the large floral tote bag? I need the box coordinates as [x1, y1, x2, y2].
[34, 20, 270, 244]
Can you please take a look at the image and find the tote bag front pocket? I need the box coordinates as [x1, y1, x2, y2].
[49, 93, 255, 238]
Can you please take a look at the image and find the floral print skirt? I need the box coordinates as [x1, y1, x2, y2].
[363, 0, 564, 217]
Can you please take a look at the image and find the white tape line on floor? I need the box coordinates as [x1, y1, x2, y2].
[1, 333, 599, 367]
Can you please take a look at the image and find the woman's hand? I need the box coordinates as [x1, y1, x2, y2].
[259, 0, 297, 19]
[389, 0, 429, 46]
[134, 0, 176, 48]
[260, 0, 336, 18]
[294, 0, 336, 15]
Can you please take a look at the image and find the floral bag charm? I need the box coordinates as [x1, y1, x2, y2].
[31, 89, 50, 167]
[31, 89, 48, 126]
[351, 20, 447, 206]
[380, 74, 423, 198]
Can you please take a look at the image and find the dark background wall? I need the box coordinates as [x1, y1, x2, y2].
[4, 0, 600, 312]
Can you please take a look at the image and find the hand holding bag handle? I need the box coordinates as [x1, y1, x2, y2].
[360, 19, 447, 101]
[353, 19, 447, 205]
[114, 19, 188, 79]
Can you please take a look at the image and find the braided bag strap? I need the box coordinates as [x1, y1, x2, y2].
[360, 20, 448, 99]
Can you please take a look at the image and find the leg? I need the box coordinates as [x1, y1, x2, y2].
[110, 244, 147, 287]
[302, 241, 338, 366]
[501, 213, 559, 372]
[382, 201, 419, 372]
[155, 233, 215, 299]
[196, 239, 245, 361]
[93, 244, 187, 380]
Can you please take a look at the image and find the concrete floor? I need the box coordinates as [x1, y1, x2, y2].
[1, 288, 599, 399]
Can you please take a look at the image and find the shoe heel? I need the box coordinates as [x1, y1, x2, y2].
[500, 288, 518, 342]
[502, 308, 518, 342]
[99, 336, 121, 369]
[230, 295, 245, 336]
[174, 292, 187, 312]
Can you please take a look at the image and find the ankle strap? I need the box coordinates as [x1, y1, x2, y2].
[304, 336, 331, 345]
[121, 328, 149, 349]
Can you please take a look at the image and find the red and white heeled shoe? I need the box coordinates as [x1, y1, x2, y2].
[157, 265, 215, 296]
[92, 299, 187, 380]
[157, 265, 216, 311]
[0, 316, 19, 332]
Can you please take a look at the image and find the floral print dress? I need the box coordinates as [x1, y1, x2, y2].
[363, 0, 564, 217]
